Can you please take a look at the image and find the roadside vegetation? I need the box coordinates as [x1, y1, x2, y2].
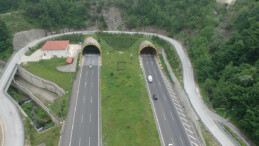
[96, 33, 160, 145]
[22, 58, 75, 119]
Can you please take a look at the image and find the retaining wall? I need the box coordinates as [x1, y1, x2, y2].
[16, 66, 66, 96]
[12, 79, 61, 125]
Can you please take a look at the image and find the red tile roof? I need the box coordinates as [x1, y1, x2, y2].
[42, 40, 69, 50]
[66, 57, 73, 64]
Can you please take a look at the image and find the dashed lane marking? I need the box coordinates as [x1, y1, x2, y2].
[170, 112, 174, 121]
[163, 112, 166, 120]
[79, 137, 81, 146]
[81, 114, 84, 123]
[90, 114, 91, 123]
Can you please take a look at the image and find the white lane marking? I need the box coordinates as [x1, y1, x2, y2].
[85, 82, 86, 87]
[98, 61, 100, 146]
[172, 98, 179, 103]
[90, 114, 91, 123]
[89, 137, 91, 146]
[175, 107, 183, 112]
[180, 138, 183, 146]
[180, 116, 188, 123]
[83, 96, 86, 103]
[188, 134, 197, 140]
[171, 137, 175, 146]
[81, 114, 84, 123]
[185, 128, 194, 134]
[170, 112, 174, 121]
[174, 103, 182, 108]
[79, 137, 81, 146]
[183, 122, 191, 128]
[191, 141, 199, 146]
[163, 112, 166, 121]
[69, 57, 84, 146]
[141, 57, 165, 146]
[91, 96, 92, 103]
[92, 71, 93, 76]
[178, 112, 186, 117]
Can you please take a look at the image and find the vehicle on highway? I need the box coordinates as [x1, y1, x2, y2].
[153, 94, 158, 100]
[168, 144, 173, 146]
[89, 64, 92, 69]
[148, 75, 153, 82]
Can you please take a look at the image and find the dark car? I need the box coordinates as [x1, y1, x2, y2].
[153, 94, 158, 100]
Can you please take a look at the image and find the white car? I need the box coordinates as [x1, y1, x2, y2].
[148, 75, 153, 83]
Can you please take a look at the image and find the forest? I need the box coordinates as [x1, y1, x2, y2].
[0, 0, 258, 144]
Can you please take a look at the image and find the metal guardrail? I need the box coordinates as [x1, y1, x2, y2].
[217, 122, 241, 146]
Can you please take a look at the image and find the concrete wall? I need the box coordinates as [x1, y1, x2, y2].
[16, 66, 66, 96]
[11, 80, 61, 125]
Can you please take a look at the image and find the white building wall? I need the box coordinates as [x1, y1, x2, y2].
[42, 45, 70, 59]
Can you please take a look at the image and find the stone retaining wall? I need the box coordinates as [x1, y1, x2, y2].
[16, 66, 66, 96]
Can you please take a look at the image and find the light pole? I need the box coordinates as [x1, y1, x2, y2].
[223, 109, 234, 119]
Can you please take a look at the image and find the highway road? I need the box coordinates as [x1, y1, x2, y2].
[0, 30, 238, 146]
[68, 54, 100, 146]
[141, 55, 199, 146]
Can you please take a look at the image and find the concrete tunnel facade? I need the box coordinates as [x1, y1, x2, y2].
[81, 37, 102, 55]
[138, 40, 158, 55]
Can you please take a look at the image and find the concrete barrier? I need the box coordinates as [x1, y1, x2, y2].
[16, 66, 66, 96]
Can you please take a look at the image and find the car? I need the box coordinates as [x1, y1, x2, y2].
[168, 144, 173, 146]
[153, 94, 158, 100]
[147, 75, 153, 82]
[89, 64, 92, 69]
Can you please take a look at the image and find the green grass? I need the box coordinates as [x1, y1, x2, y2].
[200, 122, 220, 146]
[0, 11, 35, 34]
[97, 33, 160, 146]
[223, 125, 246, 146]
[98, 33, 138, 50]
[0, 48, 13, 61]
[24, 117, 60, 146]
[22, 58, 75, 119]
[25, 41, 45, 56]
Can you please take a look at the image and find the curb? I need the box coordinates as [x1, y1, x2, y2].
[0, 115, 5, 146]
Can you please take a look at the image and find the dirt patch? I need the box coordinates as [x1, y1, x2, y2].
[102, 7, 125, 31]
[13, 29, 46, 50]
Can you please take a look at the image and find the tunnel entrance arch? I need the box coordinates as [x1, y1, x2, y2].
[138, 40, 158, 55]
[81, 37, 102, 55]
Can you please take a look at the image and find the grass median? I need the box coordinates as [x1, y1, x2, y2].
[97, 33, 160, 146]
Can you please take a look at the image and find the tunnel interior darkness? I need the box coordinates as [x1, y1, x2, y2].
[139, 47, 157, 55]
[82, 45, 100, 55]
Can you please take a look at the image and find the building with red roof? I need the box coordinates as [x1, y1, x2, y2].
[42, 40, 70, 59]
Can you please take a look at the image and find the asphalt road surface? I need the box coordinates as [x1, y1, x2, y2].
[68, 54, 100, 146]
[141, 55, 194, 146]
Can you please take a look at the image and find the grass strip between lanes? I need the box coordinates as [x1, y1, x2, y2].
[97, 33, 160, 146]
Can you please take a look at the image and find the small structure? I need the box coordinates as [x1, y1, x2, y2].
[81, 37, 101, 55]
[138, 40, 158, 55]
[66, 58, 73, 65]
[42, 40, 70, 59]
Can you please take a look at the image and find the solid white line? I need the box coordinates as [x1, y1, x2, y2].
[170, 112, 174, 121]
[98, 58, 100, 146]
[91, 96, 92, 103]
[89, 137, 91, 146]
[79, 137, 81, 146]
[90, 114, 91, 123]
[163, 112, 166, 121]
[191, 141, 199, 146]
[85, 82, 86, 87]
[81, 114, 84, 123]
[188, 134, 197, 140]
[69, 57, 84, 146]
